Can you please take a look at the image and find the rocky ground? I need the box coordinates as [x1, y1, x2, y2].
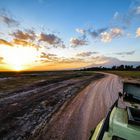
[0, 71, 104, 140]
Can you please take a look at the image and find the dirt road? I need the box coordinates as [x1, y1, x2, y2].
[0, 72, 103, 140]
[42, 73, 123, 140]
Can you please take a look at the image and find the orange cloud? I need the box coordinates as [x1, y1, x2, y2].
[40, 52, 58, 63]
[0, 39, 13, 46]
[136, 27, 140, 37]
[12, 39, 41, 50]
[12, 39, 30, 46]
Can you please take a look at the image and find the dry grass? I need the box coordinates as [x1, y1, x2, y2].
[0, 71, 95, 94]
[105, 71, 140, 79]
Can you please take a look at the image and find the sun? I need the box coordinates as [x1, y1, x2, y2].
[0, 46, 40, 71]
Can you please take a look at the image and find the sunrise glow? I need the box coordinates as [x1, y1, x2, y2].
[0, 46, 40, 71]
[0, 0, 139, 71]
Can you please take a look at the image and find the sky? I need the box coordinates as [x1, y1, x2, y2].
[0, 0, 140, 71]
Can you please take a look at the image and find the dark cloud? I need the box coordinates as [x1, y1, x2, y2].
[2, 27, 66, 49]
[11, 30, 36, 40]
[39, 33, 59, 44]
[0, 9, 19, 27]
[70, 38, 88, 47]
[0, 57, 4, 63]
[41, 52, 57, 58]
[0, 56, 5, 64]
[114, 50, 135, 56]
[74, 27, 109, 44]
[74, 27, 123, 43]
[76, 51, 98, 57]
[0, 39, 13, 46]
[39, 33, 65, 48]
[11, 30, 66, 48]
[87, 27, 108, 39]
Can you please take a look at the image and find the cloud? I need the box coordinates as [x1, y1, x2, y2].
[59, 57, 85, 64]
[74, 27, 111, 43]
[0, 56, 5, 64]
[87, 27, 108, 39]
[11, 30, 66, 48]
[12, 39, 40, 49]
[12, 39, 31, 46]
[70, 37, 88, 47]
[40, 52, 87, 64]
[40, 52, 85, 65]
[136, 27, 140, 37]
[113, 11, 119, 19]
[76, 51, 98, 57]
[0, 39, 13, 46]
[75, 27, 123, 43]
[41, 52, 57, 59]
[0, 57, 4, 63]
[88, 55, 140, 68]
[0, 9, 19, 27]
[112, 1, 140, 27]
[90, 56, 111, 65]
[0, 37, 40, 50]
[76, 28, 86, 34]
[39, 33, 65, 48]
[112, 12, 131, 27]
[114, 50, 135, 56]
[101, 28, 123, 42]
[110, 28, 123, 38]
[132, 0, 140, 16]
[0, 37, 40, 49]
[39, 52, 60, 63]
[11, 30, 36, 40]
[100, 32, 112, 43]
[134, 6, 140, 15]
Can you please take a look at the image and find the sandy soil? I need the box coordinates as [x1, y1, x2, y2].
[41, 73, 123, 140]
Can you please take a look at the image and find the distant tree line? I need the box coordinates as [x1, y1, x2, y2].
[80, 65, 140, 71]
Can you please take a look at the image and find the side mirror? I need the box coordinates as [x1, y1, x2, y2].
[118, 92, 123, 98]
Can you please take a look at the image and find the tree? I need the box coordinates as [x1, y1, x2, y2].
[136, 65, 140, 70]
[112, 65, 116, 70]
[117, 65, 124, 70]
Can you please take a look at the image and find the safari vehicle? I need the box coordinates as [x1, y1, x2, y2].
[90, 82, 140, 140]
